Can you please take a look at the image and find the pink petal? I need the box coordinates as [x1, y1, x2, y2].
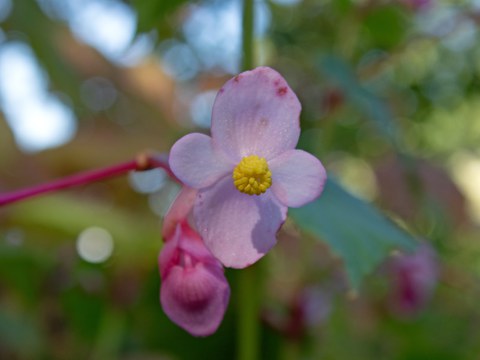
[162, 187, 197, 239]
[269, 150, 327, 208]
[160, 221, 221, 278]
[211, 67, 301, 161]
[169, 133, 233, 189]
[176, 222, 221, 266]
[194, 176, 287, 268]
[160, 262, 230, 337]
[159, 230, 179, 278]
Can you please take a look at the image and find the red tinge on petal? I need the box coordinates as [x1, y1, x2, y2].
[211, 66, 301, 160]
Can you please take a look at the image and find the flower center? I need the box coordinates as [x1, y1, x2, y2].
[232, 155, 272, 196]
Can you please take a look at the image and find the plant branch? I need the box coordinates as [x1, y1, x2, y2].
[241, 0, 254, 71]
[0, 152, 177, 207]
[237, 1, 261, 360]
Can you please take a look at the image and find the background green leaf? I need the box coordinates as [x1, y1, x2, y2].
[319, 54, 400, 145]
[290, 178, 417, 289]
[131, 0, 192, 37]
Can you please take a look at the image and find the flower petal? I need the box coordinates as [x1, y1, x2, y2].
[211, 67, 301, 161]
[160, 262, 230, 337]
[194, 176, 287, 268]
[162, 187, 197, 239]
[169, 133, 233, 189]
[269, 149, 327, 208]
[161, 221, 219, 277]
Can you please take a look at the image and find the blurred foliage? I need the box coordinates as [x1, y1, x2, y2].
[1, 0, 480, 359]
[132, 0, 193, 36]
[291, 178, 416, 289]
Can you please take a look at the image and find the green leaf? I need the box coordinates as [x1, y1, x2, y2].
[0, 242, 53, 301]
[61, 285, 105, 340]
[0, 308, 42, 356]
[290, 177, 417, 289]
[319, 55, 400, 145]
[132, 0, 192, 35]
[9, 195, 161, 267]
[363, 6, 407, 49]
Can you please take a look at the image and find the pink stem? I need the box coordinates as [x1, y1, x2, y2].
[0, 153, 178, 207]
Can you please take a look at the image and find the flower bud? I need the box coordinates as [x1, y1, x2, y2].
[159, 187, 230, 336]
[389, 243, 438, 316]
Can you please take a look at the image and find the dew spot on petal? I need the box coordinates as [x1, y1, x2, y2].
[277, 87, 288, 96]
[259, 117, 269, 128]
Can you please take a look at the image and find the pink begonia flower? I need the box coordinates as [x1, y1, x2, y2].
[159, 187, 230, 336]
[169, 67, 327, 268]
[388, 243, 438, 316]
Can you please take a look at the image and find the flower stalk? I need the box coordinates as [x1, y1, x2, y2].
[238, 0, 260, 358]
[241, 0, 254, 70]
[0, 152, 176, 207]
[237, 263, 262, 360]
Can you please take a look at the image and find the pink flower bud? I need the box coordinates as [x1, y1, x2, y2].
[159, 188, 230, 336]
[389, 243, 438, 316]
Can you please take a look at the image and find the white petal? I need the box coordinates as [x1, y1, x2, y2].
[194, 176, 287, 268]
[211, 67, 301, 161]
[169, 133, 233, 189]
[270, 149, 327, 207]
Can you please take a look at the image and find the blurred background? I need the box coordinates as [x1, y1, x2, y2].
[1, 0, 480, 358]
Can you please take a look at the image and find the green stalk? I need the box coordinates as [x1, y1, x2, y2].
[237, 265, 261, 360]
[241, 0, 254, 70]
[237, 2, 260, 360]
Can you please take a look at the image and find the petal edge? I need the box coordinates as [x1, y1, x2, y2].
[211, 67, 301, 161]
[270, 149, 327, 208]
[169, 133, 232, 189]
[194, 176, 287, 268]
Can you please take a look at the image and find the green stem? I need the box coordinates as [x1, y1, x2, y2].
[91, 309, 125, 360]
[237, 2, 259, 360]
[282, 339, 300, 360]
[241, 0, 254, 70]
[237, 264, 261, 360]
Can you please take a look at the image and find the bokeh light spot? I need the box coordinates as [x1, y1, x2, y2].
[76, 227, 114, 263]
[0, 42, 77, 152]
[0, 0, 12, 23]
[449, 152, 480, 224]
[190, 90, 217, 128]
[81, 77, 117, 111]
[129, 168, 167, 194]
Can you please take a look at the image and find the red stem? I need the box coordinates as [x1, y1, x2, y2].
[0, 153, 178, 207]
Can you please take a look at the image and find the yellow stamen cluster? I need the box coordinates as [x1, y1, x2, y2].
[232, 155, 272, 195]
